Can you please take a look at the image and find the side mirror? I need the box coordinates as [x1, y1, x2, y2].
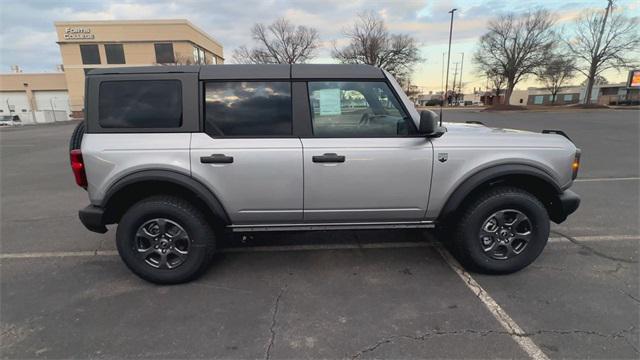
[419, 110, 445, 137]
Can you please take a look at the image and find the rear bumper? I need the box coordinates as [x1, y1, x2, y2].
[551, 190, 581, 223]
[79, 205, 108, 233]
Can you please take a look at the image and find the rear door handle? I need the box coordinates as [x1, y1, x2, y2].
[312, 153, 346, 163]
[200, 154, 234, 164]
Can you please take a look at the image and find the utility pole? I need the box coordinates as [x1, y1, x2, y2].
[443, 8, 457, 116]
[458, 52, 464, 94]
[452, 62, 459, 106]
[584, 0, 614, 104]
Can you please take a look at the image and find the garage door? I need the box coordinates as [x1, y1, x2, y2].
[34, 90, 70, 113]
[0, 91, 31, 114]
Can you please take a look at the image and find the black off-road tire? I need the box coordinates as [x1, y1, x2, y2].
[449, 187, 550, 274]
[116, 195, 216, 284]
[69, 121, 85, 151]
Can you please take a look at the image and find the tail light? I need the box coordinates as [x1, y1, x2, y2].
[572, 149, 581, 180]
[70, 149, 87, 189]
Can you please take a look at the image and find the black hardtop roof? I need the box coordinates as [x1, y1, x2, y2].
[88, 64, 385, 79]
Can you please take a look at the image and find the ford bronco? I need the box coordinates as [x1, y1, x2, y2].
[70, 64, 580, 284]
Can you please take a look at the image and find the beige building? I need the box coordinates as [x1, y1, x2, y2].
[0, 72, 69, 123]
[55, 19, 224, 115]
[0, 19, 223, 122]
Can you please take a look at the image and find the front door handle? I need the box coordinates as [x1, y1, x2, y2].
[201, 154, 234, 164]
[312, 153, 346, 163]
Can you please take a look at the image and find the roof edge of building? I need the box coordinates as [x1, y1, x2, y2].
[53, 19, 223, 49]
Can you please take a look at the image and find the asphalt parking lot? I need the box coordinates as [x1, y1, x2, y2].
[1, 109, 638, 359]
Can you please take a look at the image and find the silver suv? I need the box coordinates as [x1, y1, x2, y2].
[70, 64, 581, 284]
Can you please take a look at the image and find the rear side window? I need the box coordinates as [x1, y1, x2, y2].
[205, 82, 292, 137]
[98, 80, 182, 128]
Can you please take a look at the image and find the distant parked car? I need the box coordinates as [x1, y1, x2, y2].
[0, 115, 20, 126]
[424, 99, 443, 106]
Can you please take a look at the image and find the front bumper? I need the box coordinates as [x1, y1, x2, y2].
[551, 189, 581, 223]
[79, 205, 108, 233]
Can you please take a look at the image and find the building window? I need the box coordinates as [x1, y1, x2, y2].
[519, 98, 523, 104]
[193, 46, 199, 64]
[154, 43, 175, 64]
[80, 44, 100, 65]
[563, 94, 573, 102]
[192, 46, 206, 64]
[533, 95, 544, 105]
[204, 82, 292, 136]
[99, 80, 182, 128]
[105, 44, 125, 64]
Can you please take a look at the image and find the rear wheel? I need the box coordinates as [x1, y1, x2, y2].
[116, 196, 216, 284]
[450, 187, 549, 274]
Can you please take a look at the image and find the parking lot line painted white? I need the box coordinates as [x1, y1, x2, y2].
[575, 177, 640, 182]
[1, 235, 639, 260]
[436, 246, 549, 360]
[548, 234, 640, 243]
[0, 241, 435, 259]
[0, 250, 119, 259]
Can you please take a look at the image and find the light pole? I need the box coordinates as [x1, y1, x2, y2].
[444, 8, 457, 110]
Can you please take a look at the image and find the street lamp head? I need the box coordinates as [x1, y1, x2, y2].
[449, 8, 457, 13]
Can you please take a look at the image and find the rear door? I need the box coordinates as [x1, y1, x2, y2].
[301, 80, 433, 222]
[191, 80, 303, 224]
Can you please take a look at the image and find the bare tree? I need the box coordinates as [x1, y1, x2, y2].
[536, 56, 576, 104]
[564, 2, 639, 104]
[581, 75, 608, 86]
[474, 9, 556, 104]
[232, 18, 319, 64]
[332, 11, 421, 82]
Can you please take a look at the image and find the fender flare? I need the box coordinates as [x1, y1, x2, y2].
[101, 169, 230, 224]
[438, 163, 562, 220]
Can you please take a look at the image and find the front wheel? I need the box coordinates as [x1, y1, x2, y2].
[116, 196, 216, 284]
[450, 187, 550, 274]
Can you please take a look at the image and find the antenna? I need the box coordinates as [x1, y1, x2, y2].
[441, 8, 457, 126]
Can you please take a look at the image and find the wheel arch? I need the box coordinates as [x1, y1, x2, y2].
[438, 164, 567, 224]
[100, 170, 230, 226]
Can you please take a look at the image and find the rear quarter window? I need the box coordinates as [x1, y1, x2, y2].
[204, 81, 292, 137]
[98, 80, 182, 128]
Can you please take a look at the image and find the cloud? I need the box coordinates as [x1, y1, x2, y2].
[0, 0, 637, 91]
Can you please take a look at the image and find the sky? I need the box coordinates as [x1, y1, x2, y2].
[1, 0, 638, 94]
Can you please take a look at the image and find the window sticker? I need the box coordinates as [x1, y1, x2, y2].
[317, 89, 341, 115]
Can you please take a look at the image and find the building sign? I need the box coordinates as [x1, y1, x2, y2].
[64, 27, 94, 40]
[628, 70, 640, 88]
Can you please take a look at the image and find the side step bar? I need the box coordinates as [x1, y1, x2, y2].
[227, 221, 435, 232]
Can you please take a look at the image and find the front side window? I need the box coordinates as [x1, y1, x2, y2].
[154, 43, 175, 64]
[308, 81, 414, 137]
[80, 44, 100, 65]
[205, 82, 292, 136]
[99, 80, 182, 128]
[105, 44, 125, 64]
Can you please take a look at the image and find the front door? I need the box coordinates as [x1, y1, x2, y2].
[301, 80, 433, 222]
[191, 81, 303, 224]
